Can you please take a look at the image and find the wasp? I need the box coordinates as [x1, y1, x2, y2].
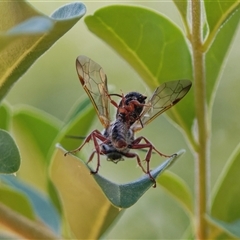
[64, 55, 192, 187]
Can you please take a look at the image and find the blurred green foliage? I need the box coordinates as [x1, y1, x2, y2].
[0, 1, 240, 239]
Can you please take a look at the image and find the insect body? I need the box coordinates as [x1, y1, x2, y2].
[64, 55, 192, 187]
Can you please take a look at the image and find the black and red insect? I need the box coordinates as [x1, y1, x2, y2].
[64, 55, 192, 187]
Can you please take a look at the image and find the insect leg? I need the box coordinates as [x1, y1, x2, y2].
[88, 130, 107, 174]
[132, 136, 172, 158]
[123, 151, 156, 187]
[130, 136, 173, 187]
[87, 150, 102, 174]
[123, 152, 147, 174]
[64, 129, 105, 156]
[64, 134, 92, 156]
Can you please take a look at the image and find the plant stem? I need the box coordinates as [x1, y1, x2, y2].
[191, 1, 209, 239]
[0, 202, 58, 239]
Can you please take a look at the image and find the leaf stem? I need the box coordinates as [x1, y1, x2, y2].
[0, 202, 58, 239]
[191, 1, 209, 239]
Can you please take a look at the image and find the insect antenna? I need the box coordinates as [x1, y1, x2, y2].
[109, 93, 122, 98]
[65, 135, 86, 140]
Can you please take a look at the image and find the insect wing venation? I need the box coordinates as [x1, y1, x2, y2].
[132, 80, 192, 131]
[76, 56, 110, 127]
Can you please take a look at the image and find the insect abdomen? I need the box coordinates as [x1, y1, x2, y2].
[111, 119, 129, 149]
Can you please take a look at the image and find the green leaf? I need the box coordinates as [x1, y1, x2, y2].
[0, 129, 20, 173]
[85, 6, 192, 88]
[0, 185, 35, 220]
[92, 150, 185, 208]
[12, 106, 61, 160]
[47, 179, 63, 217]
[0, 1, 86, 102]
[173, 0, 188, 21]
[50, 146, 121, 239]
[206, 216, 240, 239]
[58, 97, 95, 152]
[172, 0, 190, 36]
[204, 0, 240, 35]
[0, 16, 53, 51]
[205, 5, 240, 103]
[211, 143, 240, 223]
[11, 106, 60, 190]
[157, 171, 193, 218]
[0, 102, 11, 130]
[85, 5, 194, 140]
[65, 97, 91, 123]
[1, 175, 61, 234]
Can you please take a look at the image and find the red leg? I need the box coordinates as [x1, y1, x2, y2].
[64, 129, 105, 156]
[131, 136, 172, 158]
[64, 130, 107, 174]
[123, 152, 147, 174]
[105, 91, 122, 108]
[123, 151, 156, 187]
[129, 136, 173, 187]
[87, 150, 103, 174]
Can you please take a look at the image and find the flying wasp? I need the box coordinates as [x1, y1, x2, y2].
[64, 55, 192, 187]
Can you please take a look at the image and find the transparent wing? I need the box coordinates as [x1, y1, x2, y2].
[76, 55, 110, 128]
[131, 80, 192, 132]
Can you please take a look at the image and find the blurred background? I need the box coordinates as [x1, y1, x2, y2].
[5, 0, 240, 238]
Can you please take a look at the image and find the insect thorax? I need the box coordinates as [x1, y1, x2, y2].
[117, 92, 147, 125]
